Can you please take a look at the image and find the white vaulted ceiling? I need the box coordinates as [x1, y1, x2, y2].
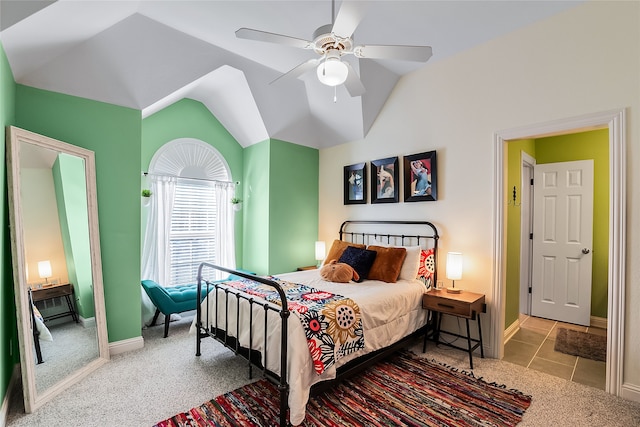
[0, 1, 581, 149]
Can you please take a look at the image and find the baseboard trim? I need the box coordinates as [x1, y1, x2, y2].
[109, 336, 144, 356]
[79, 316, 96, 329]
[504, 318, 520, 344]
[0, 364, 20, 427]
[590, 316, 607, 330]
[621, 382, 640, 403]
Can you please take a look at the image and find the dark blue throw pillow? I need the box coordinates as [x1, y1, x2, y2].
[338, 246, 377, 282]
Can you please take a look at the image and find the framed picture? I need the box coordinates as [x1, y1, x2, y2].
[403, 150, 437, 202]
[371, 157, 399, 203]
[344, 163, 367, 205]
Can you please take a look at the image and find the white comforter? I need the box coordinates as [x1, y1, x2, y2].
[33, 305, 53, 341]
[192, 269, 428, 425]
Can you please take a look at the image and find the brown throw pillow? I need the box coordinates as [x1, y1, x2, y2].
[320, 260, 360, 283]
[324, 240, 366, 266]
[366, 245, 407, 283]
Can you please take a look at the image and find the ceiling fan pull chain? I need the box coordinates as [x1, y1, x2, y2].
[334, 85, 337, 103]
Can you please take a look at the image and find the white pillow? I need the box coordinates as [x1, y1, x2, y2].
[370, 239, 421, 281]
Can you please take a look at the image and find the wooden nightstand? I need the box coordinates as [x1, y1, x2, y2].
[422, 289, 486, 369]
[297, 266, 318, 271]
[31, 283, 79, 323]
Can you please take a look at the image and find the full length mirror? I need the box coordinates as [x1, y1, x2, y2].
[6, 126, 109, 413]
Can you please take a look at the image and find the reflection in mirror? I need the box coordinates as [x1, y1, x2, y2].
[6, 126, 109, 412]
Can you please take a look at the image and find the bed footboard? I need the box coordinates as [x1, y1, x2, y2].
[195, 262, 289, 427]
[194, 219, 439, 426]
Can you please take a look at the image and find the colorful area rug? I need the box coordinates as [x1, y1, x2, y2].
[155, 351, 532, 427]
[554, 328, 607, 362]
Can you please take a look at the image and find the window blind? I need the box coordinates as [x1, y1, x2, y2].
[169, 180, 217, 286]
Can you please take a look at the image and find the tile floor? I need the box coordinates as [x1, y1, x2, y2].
[504, 314, 606, 390]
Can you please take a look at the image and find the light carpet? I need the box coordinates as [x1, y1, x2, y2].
[34, 321, 99, 393]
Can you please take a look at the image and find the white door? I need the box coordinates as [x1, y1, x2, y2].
[531, 160, 594, 326]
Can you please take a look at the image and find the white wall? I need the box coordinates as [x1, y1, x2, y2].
[319, 1, 640, 398]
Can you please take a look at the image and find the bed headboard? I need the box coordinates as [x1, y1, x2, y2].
[338, 220, 439, 286]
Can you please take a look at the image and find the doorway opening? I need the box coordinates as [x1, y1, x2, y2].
[519, 151, 600, 325]
[492, 109, 626, 396]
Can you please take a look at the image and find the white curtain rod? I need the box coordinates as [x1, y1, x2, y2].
[142, 172, 239, 185]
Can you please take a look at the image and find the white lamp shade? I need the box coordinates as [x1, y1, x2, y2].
[38, 260, 52, 279]
[315, 241, 326, 261]
[317, 56, 348, 86]
[446, 252, 463, 281]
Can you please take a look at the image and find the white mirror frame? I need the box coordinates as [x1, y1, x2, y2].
[6, 126, 110, 412]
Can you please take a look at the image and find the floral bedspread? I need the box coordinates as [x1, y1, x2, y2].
[223, 277, 365, 375]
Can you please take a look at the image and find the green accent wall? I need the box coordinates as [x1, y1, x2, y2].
[53, 153, 94, 319]
[243, 141, 271, 274]
[268, 139, 319, 274]
[15, 85, 142, 343]
[243, 139, 319, 275]
[505, 129, 609, 329]
[0, 41, 18, 411]
[141, 98, 245, 266]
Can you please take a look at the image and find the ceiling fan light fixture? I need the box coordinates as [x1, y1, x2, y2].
[316, 51, 348, 86]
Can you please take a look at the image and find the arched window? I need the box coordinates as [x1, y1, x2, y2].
[142, 139, 236, 289]
[150, 138, 231, 182]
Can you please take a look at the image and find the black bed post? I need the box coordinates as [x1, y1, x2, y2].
[270, 284, 290, 427]
[279, 307, 289, 427]
[195, 263, 204, 357]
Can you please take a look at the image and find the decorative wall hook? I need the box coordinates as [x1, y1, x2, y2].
[508, 185, 521, 207]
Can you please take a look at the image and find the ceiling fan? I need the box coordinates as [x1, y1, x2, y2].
[235, 0, 433, 97]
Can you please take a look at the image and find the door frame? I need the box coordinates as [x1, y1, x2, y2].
[492, 109, 626, 396]
[519, 152, 535, 315]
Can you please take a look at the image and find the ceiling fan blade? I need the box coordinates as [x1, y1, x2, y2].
[355, 45, 433, 62]
[343, 62, 366, 97]
[236, 28, 313, 50]
[270, 58, 320, 85]
[331, 1, 367, 39]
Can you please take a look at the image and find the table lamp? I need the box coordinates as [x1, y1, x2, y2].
[315, 241, 326, 267]
[446, 252, 463, 294]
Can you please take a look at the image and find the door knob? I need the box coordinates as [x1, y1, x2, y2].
[582, 248, 591, 254]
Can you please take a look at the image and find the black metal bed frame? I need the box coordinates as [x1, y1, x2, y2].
[195, 220, 439, 427]
[29, 290, 44, 364]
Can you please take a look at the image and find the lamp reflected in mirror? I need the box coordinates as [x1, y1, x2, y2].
[37, 260, 52, 284]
